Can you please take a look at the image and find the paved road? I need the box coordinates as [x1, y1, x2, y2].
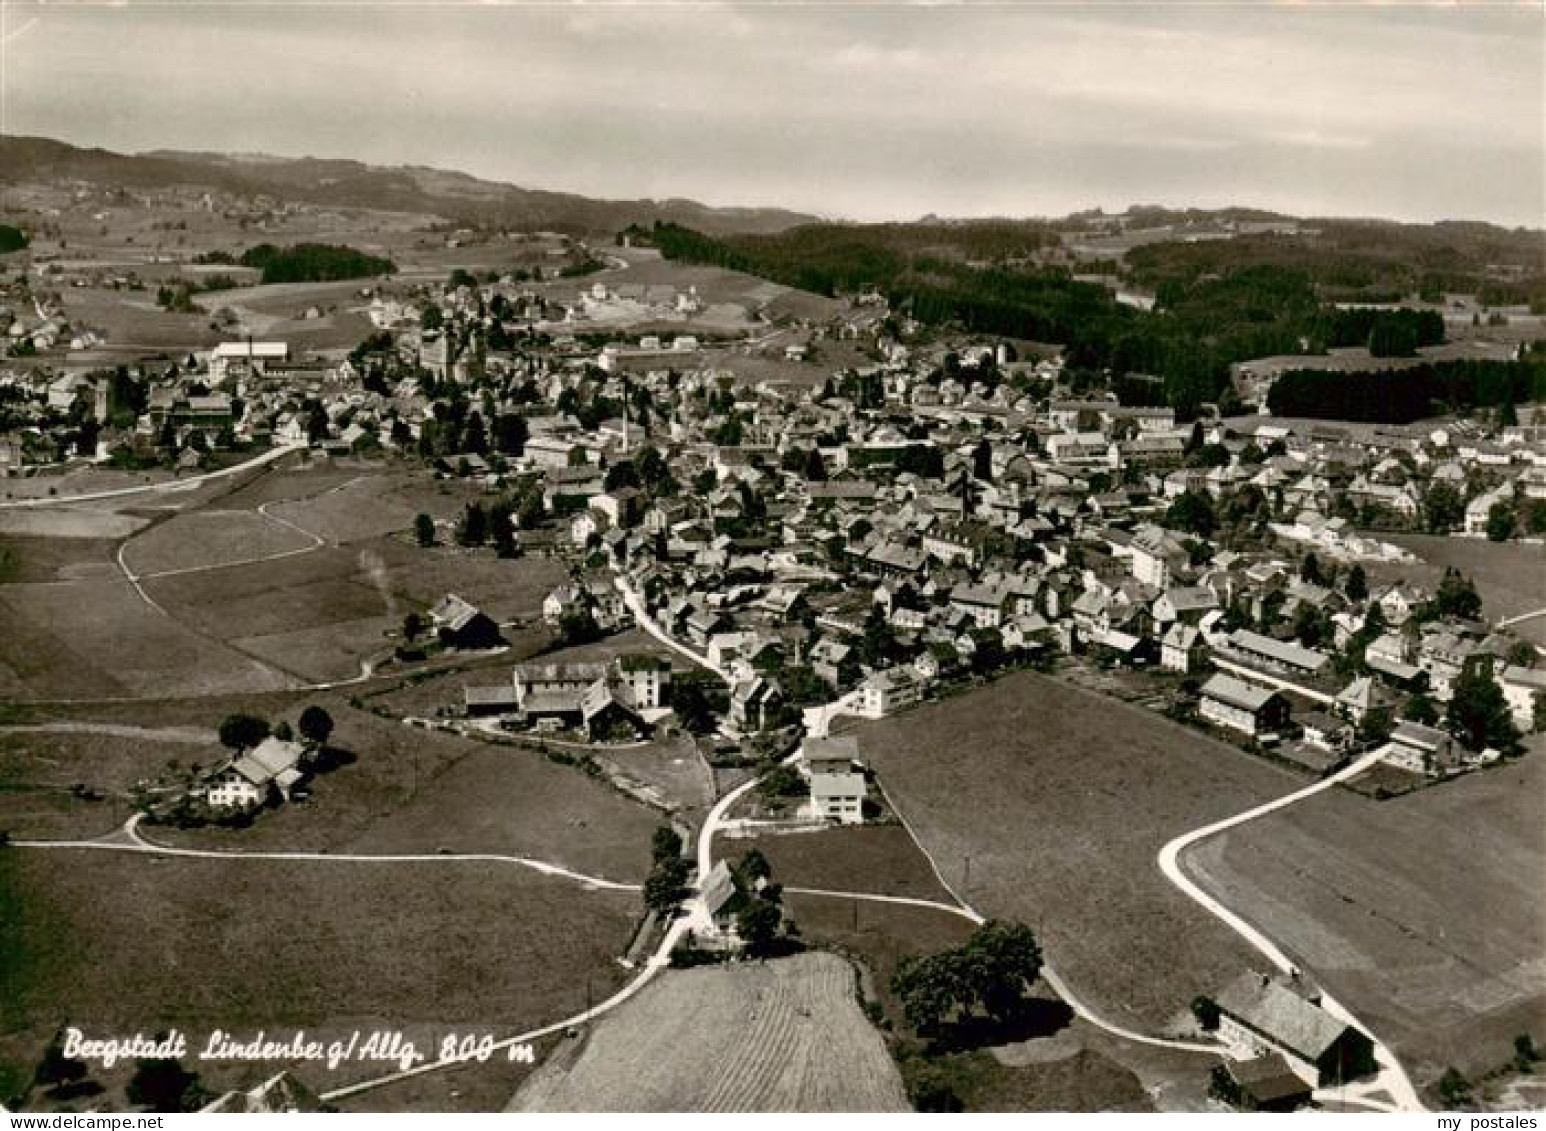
[1157, 747, 1425, 1112]
[0, 443, 305, 510]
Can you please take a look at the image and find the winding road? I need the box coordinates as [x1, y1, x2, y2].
[1157, 745, 1424, 1112]
[0, 443, 305, 510]
[5, 565, 1429, 1109]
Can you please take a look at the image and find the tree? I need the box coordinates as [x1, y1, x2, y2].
[297, 705, 334, 748]
[33, 1029, 89, 1093]
[671, 677, 716, 735]
[1190, 996, 1220, 1032]
[1345, 563, 1368, 603]
[218, 713, 270, 751]
[488, 499, 518, 558]
[1437, 1067, 1472, 1108]
[1487, 500, 1516, 543]
[736, 898, 783, 958]
[1167, 489, 1217, 537]
[413, 513, 436, 547]
[1422, 482, 1465, 534]
[1514, 1033, 1540, 1071]
[126, 1054, 203, 1112]
[1447, 665, 1520, 754]
[1431, 568, 1483, 621]
[737, 847, 772, 885]
[643, 855, 689, 915]
[1300, 551, 1324, 586]
[972, 439, 993, 482]
[1403, 693, 1439, 726]
[651, 825, 683, 865]
[803, 446, 828, 482]
[456, 501, 488, 547]
[558, 606, 603, 647]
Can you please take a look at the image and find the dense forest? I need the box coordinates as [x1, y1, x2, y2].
[642, 221, 1474, 416]
[0, 224, 28, 253]
[1266, 359, 1546, 424]
[202, 243, 395, 284]
[1127, 221, 1546, 308]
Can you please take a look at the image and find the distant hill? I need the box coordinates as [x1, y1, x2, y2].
[0, 135, 819, 237]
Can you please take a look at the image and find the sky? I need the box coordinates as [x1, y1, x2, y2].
[0, 0, 1542, 227]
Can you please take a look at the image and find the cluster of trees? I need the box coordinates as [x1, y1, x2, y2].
[654, 220, 1476, 416]
[728, 848, 795, 959]
[234, 242, 395, 284]
[1267, 359, 1546, 424]
[643, 825, 690, 916]
[29, 1029, 205, 1111]
[1322, 307, 1445, 356]
[1126, 220, 1546, 308]
[891, 921, 1043, 1038]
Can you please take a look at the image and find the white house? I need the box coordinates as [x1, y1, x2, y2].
[1499, 665, 1546, 733]
[856, 667, 921, 719]
[202, 737, 306, 808]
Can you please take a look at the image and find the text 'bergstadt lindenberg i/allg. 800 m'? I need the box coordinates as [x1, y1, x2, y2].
[58, 1027, 536, 1072]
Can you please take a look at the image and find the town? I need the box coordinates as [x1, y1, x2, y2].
[1, 138, 1543, 1117]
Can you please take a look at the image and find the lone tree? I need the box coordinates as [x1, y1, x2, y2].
[1190, 995, 1221, 1032]
[892, 920, 1042, 1036]
[217, 713, 270, 752]
[126, 1052, 203, 1113]
[1345, 563, 1368, 603]
[414, 512, 436, 547]
[1447, 665, 1520, 754]
[297, 705, 334, 749]
[33, 1029, 89, 1094]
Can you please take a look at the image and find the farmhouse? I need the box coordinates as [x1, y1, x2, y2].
[1160, 623, 1206, 673]
[1385, 720, 1457, 775]
[202, 737, 307, 809]
[1199, 674, 1290, 737]
[1213, 974, 1377, 1087]
[615, 654, 671, 711]
[429, 593, 502, 650]
[1221, 1055, 1314, 1112]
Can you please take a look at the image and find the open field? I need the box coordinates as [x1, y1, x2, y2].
[155, 705, 660, 884]
[783, 894, 975, 1024]
[0, 465, 179, 502]
[0, 848, 636, 1107]
[0, 726, 218, 840]
[747, 824, 956, 903]
[0, 578, 294, 700]
[215, 457, 381, 509]
[0, 506, 150, 539]
[1185, 749, 1546, 1087]
[265, 474, 481, 545]
[591, 734, 714, 817]
[121, 509, 317, 576]
[0, 535, 118, 583]
[508, 952, 908, 1112]
[144, 535, 563, 682]
[785, 895, 1211, 1112]
[59, 285, 220, 351]
[853, 670, 1302, 1033]
[1373, 534, 1546, 641]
